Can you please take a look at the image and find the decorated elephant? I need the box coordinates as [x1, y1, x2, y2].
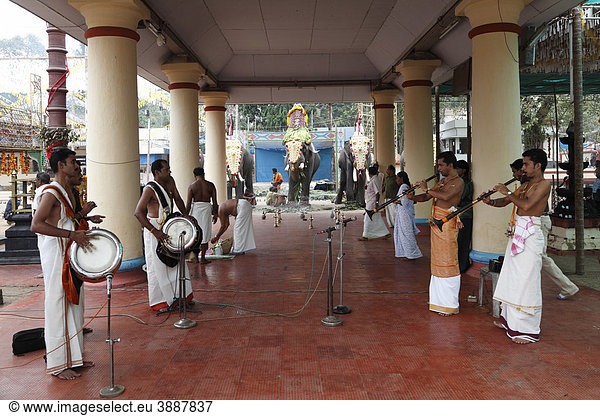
[283, 104, 320, 205]
[225, 138, 254, 199]
[335, 134, 372, 207]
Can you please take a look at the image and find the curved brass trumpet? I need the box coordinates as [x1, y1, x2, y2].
[365, 174, 436, 219]
[427, 177, 518, 231]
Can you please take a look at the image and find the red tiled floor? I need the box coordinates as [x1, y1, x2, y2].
[1, 209, 600, 400]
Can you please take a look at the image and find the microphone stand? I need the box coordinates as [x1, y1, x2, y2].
[99, 274, 125, 398]
[321, 228, 343, 327]
[333, 215, 351, 315]
[174, 231, 198, 329]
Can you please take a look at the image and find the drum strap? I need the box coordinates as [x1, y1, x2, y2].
[147, 181, 172, 213]
[44, 185, 89, 305]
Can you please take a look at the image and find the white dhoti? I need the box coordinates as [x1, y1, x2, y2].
[384, 198, 396, 227]
[362, 212, 390, 239]
[144, 217, 193, 311]
[428, 206, 461, 314]
[493, 215, 543, 342]
[429, 275, 461, 315]
[190, 201, 212, 245]
[40, 184, 84, 375]
[233, 199, 256, 253]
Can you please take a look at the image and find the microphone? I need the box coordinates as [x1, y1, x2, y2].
[317, 225, 339, 235]
[342, 216, 357, 225]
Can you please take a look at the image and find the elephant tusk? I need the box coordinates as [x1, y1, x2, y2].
[299, 162, 305, 170]
[284, 165, 289, 172]
[353, 167, 358, 183]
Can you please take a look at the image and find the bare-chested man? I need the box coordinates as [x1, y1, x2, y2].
[412, 151, 464, 316]
[210, 198, 256, 254]
[134, 159, 194, 311]
[482, 149, 551, 344]
[186, 167, 218, 264]
[31, 147, 98, 380]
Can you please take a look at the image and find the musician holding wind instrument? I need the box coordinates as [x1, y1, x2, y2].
[481, 149, 551, 344]
[412, 151, 464, 316]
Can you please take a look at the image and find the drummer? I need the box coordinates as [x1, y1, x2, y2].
[134, 159, 194, 311]
[31, 147, 99, 380]
[186, 167, 218, 264]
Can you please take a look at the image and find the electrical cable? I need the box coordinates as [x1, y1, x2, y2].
[498, 0, 520, 64]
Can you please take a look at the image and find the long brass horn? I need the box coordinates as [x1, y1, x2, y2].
[365, 174, 436, 220]
[427, 177, 518, 231]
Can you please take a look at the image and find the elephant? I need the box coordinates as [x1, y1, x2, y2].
[225, 139, 254, 199]
[335, 135, 372, 207]
[284, 139, 321, 205]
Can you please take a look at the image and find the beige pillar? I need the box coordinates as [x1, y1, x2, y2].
[70, 0, 149, 267]
[456, 0, 531, 261]
[396, 59, 441, 221]
[199, 91, 229, 204]
[161, 62, 204, 198]
[370, 89, 399, 174]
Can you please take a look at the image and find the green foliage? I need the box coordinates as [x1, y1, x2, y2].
[283, 126, 311, 144]
[238, 103, 360, 131]
[37, 126, 79, 148]
[138, 102, 169, 128]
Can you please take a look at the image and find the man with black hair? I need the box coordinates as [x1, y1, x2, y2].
[455, 160, 473, 273]
[486, 158, 579, 301]
[31, 147, 100, 379]
[413, 151, 464, 316]
[359, 165, 390, 241]
[484, 149, 551, 343]
[186, 167, 218, 264]
[134, 159, 193, 311]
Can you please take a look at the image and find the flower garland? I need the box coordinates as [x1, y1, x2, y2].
[19, 151, 30, 174]
[7, 151, 17, 174]
[0, 152, 8, 175]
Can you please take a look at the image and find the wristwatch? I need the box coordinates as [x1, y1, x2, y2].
[507, 191, 513, 196]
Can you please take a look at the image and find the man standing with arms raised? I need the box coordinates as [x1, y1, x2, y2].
[186, 167, 218, 264]
[412, 151, 464, 316]
[484, 149, 551, 343]
[134, 159, 193, 311]
[31, 148, 99, 379]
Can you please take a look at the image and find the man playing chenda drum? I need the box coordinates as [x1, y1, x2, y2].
[31, 147, 101, 380]
[134, 159, 193, 311]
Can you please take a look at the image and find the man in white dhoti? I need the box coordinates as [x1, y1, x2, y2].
[393, 171, 422, 260]
[412, 151, 464, 316]
[211, 198, 256, 253]
[134, 160, 194, 311]
[484, 149, 551, 344]
[360, 165, 391, 241]
[31, 148, 99, 380]
[186, 167, 218, 264]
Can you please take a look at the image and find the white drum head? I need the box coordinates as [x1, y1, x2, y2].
[70, 229, 123, 281]
[162, 217, 198, 252]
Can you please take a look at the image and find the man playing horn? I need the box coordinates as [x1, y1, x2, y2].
[134, 159, 193, 311]
[412, 151, 464, 316]
[31, 148, 99, 380]
[483, 149, 552, 343]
